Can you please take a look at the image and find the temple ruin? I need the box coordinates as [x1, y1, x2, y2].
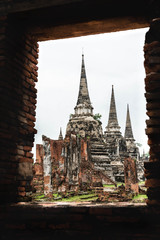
[1, 1, 160, 239]
[33, 54, 145, 195]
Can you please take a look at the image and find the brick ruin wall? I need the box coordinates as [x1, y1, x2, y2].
[124, 157, 139, 194]
[33, 144, 44, 193]
[33, 134, 116, 195]
[144, 18, 160, 206]
[0, 16, 38, 203]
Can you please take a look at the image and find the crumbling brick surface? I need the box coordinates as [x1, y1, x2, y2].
[50, 140, 66, 192]
[144, 18, 160, 206]
[33, 145, 44, 193]
[0, 16, 38, 202]
[124, 157, 139, 194]
[33, 134, 114, 195]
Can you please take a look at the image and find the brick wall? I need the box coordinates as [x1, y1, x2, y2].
[144, 18, 160, 206]
[1, 203, 160, 240]
[0, 15, 38, 202]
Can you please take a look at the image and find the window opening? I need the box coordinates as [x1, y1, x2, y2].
[33, 28, 149, 204]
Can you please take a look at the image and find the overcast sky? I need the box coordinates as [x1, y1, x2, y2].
[34, 27, 149, 157]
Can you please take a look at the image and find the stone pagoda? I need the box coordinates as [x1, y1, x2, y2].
[66, 54, 115, 182]
[33, 54, 145, 196]
[66, 54, 102, 140]
[104, 85, 127, 181]
[104, 85, 127, 158]
[124, 104, 139, 159]
[124, 105, 144, 180]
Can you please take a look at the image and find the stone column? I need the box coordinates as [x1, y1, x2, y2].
[144, 19, 160, 206]
[124, 157, 139, 194]
[33, 145, 44, 193]
[42, 136, 52, 197]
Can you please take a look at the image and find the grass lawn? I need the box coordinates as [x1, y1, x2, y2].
[132, 194, 147, 202]
[59, 193, 98, 202]
[33, 192, 98, 202]
[103, 182, 124, 188]
[139, 181, 145, 186]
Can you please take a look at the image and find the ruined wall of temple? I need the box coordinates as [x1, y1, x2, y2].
[50, 139, 66, 192]
[33, 144, 44, 193]
[33, 132, 113, 195]
[124, 157, 139, 194]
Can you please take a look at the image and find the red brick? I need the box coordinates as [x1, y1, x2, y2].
[44, 176, 50, 185]
[23, 146, 32, 151]
[25, 152, 33, 158]
[19, 157, 33, 163]
[18, 191, 26, 197]
[18, 187, 25, 192]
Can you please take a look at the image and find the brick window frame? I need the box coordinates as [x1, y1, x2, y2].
[1, 1, 160, 238]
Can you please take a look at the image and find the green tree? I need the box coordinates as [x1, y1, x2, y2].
[93, 113, 102, 124]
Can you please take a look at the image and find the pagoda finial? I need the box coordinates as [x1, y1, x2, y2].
[82, 47, 84, 55]
[106, 85, 120, 129]
[58, 127, 63, 140]
[124, 104, 134, 140]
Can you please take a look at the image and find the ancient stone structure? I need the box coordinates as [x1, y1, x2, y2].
[104, 86, 145, 182]
[104, 86, 127, 182]
[33, 145, 44, 193]
[33, 55, 116, 194]
[34, 54, 145, 193]
[124, 104, 139, 160]
[2, 1, 160, 239]
[124, 104, 145, 180]
[66, 54, 114, 182]
[34, 55, 145, 193]
[34, 133, 115, 194]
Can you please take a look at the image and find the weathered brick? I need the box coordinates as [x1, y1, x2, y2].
[25, 152, 33, 158]
[23, 146, 32, 151]
[145, 179, 160, 187]
[18, 157, 33, 163]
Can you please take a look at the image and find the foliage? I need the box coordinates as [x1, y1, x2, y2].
[69, 114, 73, 119]
[93, 113, 102, 124]
[136, 142, 142, 147]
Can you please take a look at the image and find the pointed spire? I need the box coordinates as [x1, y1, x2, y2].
[124, 104, 134, 139]
[107, 85, 120, 129]
[76, 54, 91, 105]
[74, 54, 93, 116]
[58, 127, 63, 140]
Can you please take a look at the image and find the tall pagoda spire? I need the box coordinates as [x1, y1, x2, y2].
[76, 54, 91, 105]
[106, 85, 120, 129]
[124, 104, 134, 140]
[74, 54, 93, 116]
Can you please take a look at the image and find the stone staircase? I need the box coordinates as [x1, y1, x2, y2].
[90, 141, 115, 182]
